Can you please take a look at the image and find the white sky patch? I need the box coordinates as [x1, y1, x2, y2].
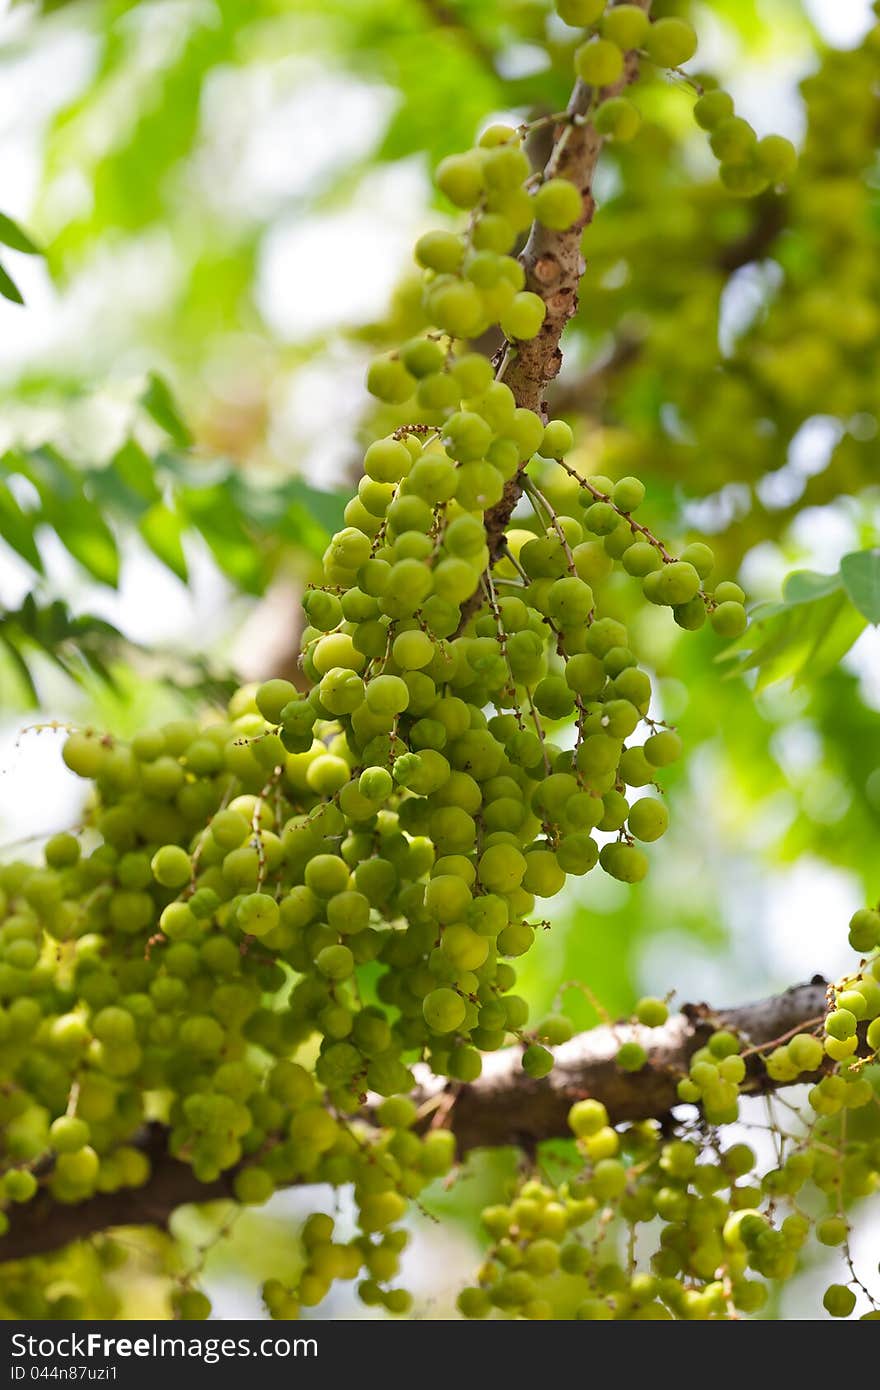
[764, 857, 862, 984]
[0, 720, 85, 845]
[257, 160, 427, 340]
[272, 342, 367, 489]
[804, 0, 875, 47]
[197, 64, 394, 220]
[31, 527, 233, 648]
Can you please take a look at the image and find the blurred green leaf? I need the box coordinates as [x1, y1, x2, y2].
[282, 479, 347, 537]
[0, 478, 43, 573]
[179, 482, 262, 592]
[0, 595, 126, 707]
[0, 261, 24, 305]
[139, 503, 188, 583]
[0, 212, 41, 256]
[106, 439, 162, 507]
[840, 548, 880, 625]
[24, 447, 120, 586]
[55, 500, 121, 587]
[721, 577, 867, 689]
[141, 373, 193, 449]
[782, 568, 843, 605]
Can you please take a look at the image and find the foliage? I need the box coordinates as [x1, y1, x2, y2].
[721, 550, 880, 690]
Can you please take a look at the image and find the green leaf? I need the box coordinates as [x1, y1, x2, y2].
[139, 502, 188, 582]
[141, 372, 193, 449]
[0, 478, 43, 572]
[782, 568, 843, 605]
[282, 479, 348, 538]
[180, 483, 263, 593]
[0, 631, 39, 706]
[104, 438, 162, 507]
[722, 589, 866, 689]
[0, 212, 41, 256]
[55, 499, 120, 587]
[0, 260, 24, 305]
[840, 548, 880, 625]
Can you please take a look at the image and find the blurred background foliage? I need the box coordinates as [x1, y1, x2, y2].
[0, 0, 879, 1318]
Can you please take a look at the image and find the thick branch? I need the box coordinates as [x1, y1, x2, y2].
[0, 979, 828, 1265]
[482, 37, 647, 562]
[454, 34, 649, 637]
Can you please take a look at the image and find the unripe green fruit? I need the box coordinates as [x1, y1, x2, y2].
[366, 355, 415, 403]
[816, 1216, 848, 1247]
[680, 542, 714, 579]
[366, 674, 410, 715]
[644, 561, 701, 606]
[392, 629, 434, 670]
[635, 997, 668, 1028]
[50, 1116, 90, 1153]
[4, 1169, 38, 1202]
[708, 1030, 740, 1059]
[45, 832, 80, 869]
[594, 97, 641, 142]
[602, 5, 649, 48]
[151, 844, 191, 889]
[536, 1014, 574, 1046]
[711, 601, 748, 638]
[415, 230, 464, 272]
[756, 134, 796, 182]
[423, 987, 466, 1034]
[63, 732, 106, 779]
[500, 291, 547, 341]
[848, 908, 880, 952]
[55, 1146, 99, 1187]
[542, 419, 574, 458]
[612, 476, 645, 512]
[316, 945, 354, 980]
[823, 1284, 856, 1318]
[825, 1008, 857, 1041]
[555, 0, 605, 25]
[719, 163, 768, 198]
[710, 116, 756, 163]
[599, 842, 648, 883]
[616, 1041, 647, 1072]
[623, 541, 662, 576]
[644, 731, 682, 768]
[714, 582, 744, 603]
[436, 152, 484, 208]
[788, 1032, 823, 1072]
[255, 678, 298, 723]
[359, 766, 393, 802]
[574, 38, 624, 87]
[628, 798, 669, 843]
[522, 1043, 554, 1078]
[238, 892, 280, 938]
[534, 178, 582, 230]
[693, 90, 734, 130]
[568, 1098, 608, 1138]
[173, 1290, 211, 1320]
[644, 17, 697, 67]
[234, 1166, 275, 1205]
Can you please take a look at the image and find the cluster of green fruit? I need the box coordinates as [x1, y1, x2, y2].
[364, 2, 794, 408]
[460, 1001, 880, 1321]
[8, 0, 871, 1327]
[556, 1, 795, 194]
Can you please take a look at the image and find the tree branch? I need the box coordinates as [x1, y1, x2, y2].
[0, 979, 829, 1265]
[455, 30, 649, 636]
